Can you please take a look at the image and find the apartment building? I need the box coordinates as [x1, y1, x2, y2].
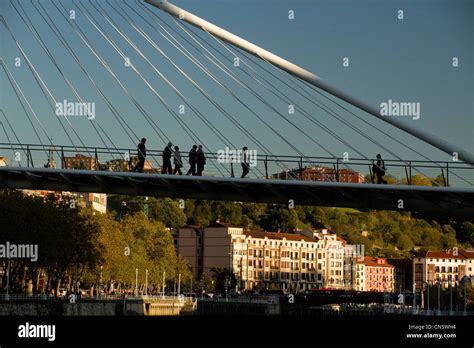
[63, 154, 97, 170]
[175, 225, 203, 279]
[271, 166, 365, 183]
[413, 249, 474, 290]
[354, 257, 395, 292]
[176, 222, 348, 291]
[21, 190, 107, 214]
[301, 229, 346, 289]
[388, 258, 413, 292]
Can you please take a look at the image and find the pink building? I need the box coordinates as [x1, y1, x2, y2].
[356, 256, 394, 292]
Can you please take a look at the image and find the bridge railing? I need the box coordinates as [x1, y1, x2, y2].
[0, 143, 472, 188]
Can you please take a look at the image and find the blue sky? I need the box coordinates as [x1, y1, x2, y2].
[0, 0, 473, 168]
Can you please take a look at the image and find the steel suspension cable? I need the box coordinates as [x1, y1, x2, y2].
[14, 0, 117, 160]
[0, 59, 50, 158]
[113, 0, 270, 178]
[91, 1, 234, 155]
[0, 109, 27, 164]
[133, 0, 313, 180]
[247, 50, 470, 186]
[1, 16, 84, 155]
[76, 0, 226, 176]
[50, 0, 172, 169]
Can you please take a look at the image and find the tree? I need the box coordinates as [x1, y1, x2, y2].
[259, 206, 299, 232]
[456, 221, 474, 245]
[0, 190, 101, 296]
[210, 268, 237, 295]
[147, 198, 187, 229]
[401, 174, 432, 186]
[211, 201, 243, 226]
[189, 200, 213, 227]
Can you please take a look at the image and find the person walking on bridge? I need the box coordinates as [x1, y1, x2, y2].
[162, 142, 173, 174]
[196, 145, 206, 176]
[132, 138, 146, 173]
[373, 154, 387, 184]
[187, 145, 198, 176]
[173, 146, 183, 175]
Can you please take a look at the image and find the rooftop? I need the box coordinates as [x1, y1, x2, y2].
[357, 256, 394, 268]
[243, 230, 314, 242]
[417, 249, 467, 260]
[208, 221, 239, 228]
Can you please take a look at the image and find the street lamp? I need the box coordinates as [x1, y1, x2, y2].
[225, 276, 230, 302]
[162, 271, 166, 298]
[424, 281, 432, 315]
[462, 276, 469, 316]
[145, 269, 148, 296]
[437, 278, 441, 316]
[5, 258, 10, 301]
[412, 282, 416, 315]
[99, 265, 103, 297]
[135, 268, 138, 297]
[177, 273, 181, 298]
[449, 275, 453, 316]
[144, 196, 149, 217]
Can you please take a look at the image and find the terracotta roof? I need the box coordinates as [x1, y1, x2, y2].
[417, 249, 466, 260]
[336, 236, 347, 245]
[243, 230, 314, 242]
[357, 256, 394, 268]
[458, 249, 474, 259]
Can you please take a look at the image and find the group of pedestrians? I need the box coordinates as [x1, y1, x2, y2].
[186, 144, 206, 176]
[132, 139, 386, 183]
[131, 139, 207, 176]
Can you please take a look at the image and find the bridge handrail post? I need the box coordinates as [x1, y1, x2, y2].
[409, 161, 412, 185]
[299, 157, 303, 180]
[335, 159, 339, 182]
[26, 145, 33, 168]
[368, 164, 374, 184]
[61, 147, 65, 169]
[440, 168, 446, 187]
[446, 162, 449, 187]
[128, 150, 132, 172]
[264, 155, 268, 179]
[404, 165, 410, 185]
[26, 145, 30, 168]
[94, 148, 99, 171]
[230, 162, 234, 178]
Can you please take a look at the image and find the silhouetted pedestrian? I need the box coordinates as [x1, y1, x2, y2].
[132, 138, 146, 173]
[196, 145, 206, 176]
[161, 142, 173, 174]
[373, 154, 387, 184]
[173, 146, 183, 175]
[241, 146, 250, 178]
[187, 145, 198, 175]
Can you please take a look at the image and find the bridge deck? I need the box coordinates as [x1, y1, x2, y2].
[0, 167, 472, 218]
